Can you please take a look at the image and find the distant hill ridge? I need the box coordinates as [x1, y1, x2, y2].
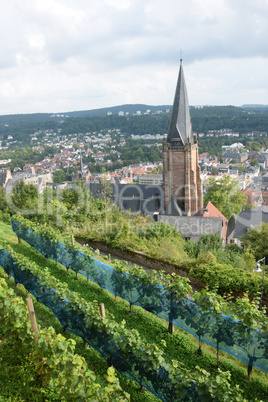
[0, 103, 268, 136]
[242, 104, 268, 111]
[63, 104, 172, 117]
[1, 104, 268, 122]
[58, 104, 268, 117]
[0, 104, 171, 123]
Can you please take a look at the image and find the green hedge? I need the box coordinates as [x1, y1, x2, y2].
[189, 260, 268, 296]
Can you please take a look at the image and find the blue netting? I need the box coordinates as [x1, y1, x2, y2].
[10, 219, 268, 374]
[0, 249, 201, 401]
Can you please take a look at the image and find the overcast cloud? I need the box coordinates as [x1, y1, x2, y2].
[0, 0, 268, 114]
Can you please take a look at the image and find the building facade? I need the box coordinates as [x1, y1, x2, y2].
[139, 174, 163, 186]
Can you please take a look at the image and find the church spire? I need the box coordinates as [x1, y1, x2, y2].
[162, 60, 203, 216]
[166, 60, 193, 146]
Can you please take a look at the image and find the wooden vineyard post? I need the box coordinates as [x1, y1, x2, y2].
[71, 234, 75, 247]
[18, 237, 22, 243]
[168, 321, 175, 334]
[26, 297, 39, 345]
[99, 303, 107, 331]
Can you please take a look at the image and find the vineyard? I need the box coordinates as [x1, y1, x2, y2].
[9, 215, 268, 374]
[0, 219, 268, 401]
[0, 278, 130, 401]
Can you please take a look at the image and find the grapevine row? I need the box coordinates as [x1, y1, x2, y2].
[10, 214, 268, 377]
[0, 244, 246, 401]
[0, 277, 130, 401]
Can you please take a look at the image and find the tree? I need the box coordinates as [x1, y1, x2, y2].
[62, 188, 79, 210]
[198, 233, 223, 254]
[12, 180, 38, 211]
[53, 169, 66, 183]
[100, 178, 113, 210]
[243, 202, 255, 210]
[243, 248, 256, 271]
[251, 144, 261, 152]
[241, 222, 268, 261]
[0, 187, 12, 223]
[211, 166, 218, 175]
[0, 187, 8, 211]
[204, 175, 247, 219]
[250, 159, 258, 166]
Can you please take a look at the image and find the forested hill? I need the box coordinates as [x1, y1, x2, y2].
[0, 104, 171, 124]
[64, 104, 172, 117]
[0, 104, 268, 145]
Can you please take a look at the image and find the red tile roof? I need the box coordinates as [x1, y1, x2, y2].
[195, 201, 228, 240]
[243, 189, 263, 206]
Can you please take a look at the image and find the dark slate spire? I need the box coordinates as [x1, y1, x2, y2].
[167, 60, 193, 146]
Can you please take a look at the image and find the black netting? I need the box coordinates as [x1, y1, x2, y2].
[10, 219, 268, 374]
[0, 248, 200, 401]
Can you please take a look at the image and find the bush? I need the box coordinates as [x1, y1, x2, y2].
[197, 251, 217, 265]
[148, 237, 189, 265]
[189, 259, 267, 295]
[0, 210, 11, 225]
[184, 239, 200, 259]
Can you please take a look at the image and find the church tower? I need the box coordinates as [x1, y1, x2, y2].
[163, 60, 203, 216]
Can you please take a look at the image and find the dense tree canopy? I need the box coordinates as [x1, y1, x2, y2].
[11, 180, 38, 211]
[0, 187, 8, 211]
[204, 175, 247, 219]
[53, 169, 67, 183]
[241, 223, 268, 261]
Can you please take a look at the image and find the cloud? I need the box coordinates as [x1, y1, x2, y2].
[0, 0, 267, 114]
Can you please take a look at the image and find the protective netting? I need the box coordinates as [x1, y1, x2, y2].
[0, 249, 199, 401]
[10, 219, 268, 374]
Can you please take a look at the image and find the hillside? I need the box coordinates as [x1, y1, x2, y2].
[1, 104, 268, 144]
[64, 103, 172, 117]
[1, 220, 268, 401]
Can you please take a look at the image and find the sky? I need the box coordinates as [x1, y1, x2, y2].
[0, 0, 268, 115]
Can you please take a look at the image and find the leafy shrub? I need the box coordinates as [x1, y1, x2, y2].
[184, 239, 200, 259]
[189, 260, 266, 295]
[0, 210, 11, 225]
[147, 237, 189, 265]
[197, 251, 217, 265]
